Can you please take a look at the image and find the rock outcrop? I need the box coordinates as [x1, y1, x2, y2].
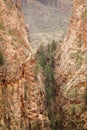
[55, 0, 87, 129]
[0, 0, 50, 130]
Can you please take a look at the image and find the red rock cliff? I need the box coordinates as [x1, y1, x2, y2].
[0, 0, 50, 130]
[55, 0, 87, 129]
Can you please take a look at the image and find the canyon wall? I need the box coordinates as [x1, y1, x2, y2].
[0, 0, 50, 130]
[55, 0, 87, 129]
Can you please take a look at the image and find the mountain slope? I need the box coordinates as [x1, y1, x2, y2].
[26, 0, 73, 8]
[37, 0, 73, 9]
[22, 0, 73, 48]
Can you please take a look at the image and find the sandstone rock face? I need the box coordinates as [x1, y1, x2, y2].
[0, 0, 50, 129]
[55, 0, 87, 129]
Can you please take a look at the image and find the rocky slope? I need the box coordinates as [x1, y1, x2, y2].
[0, 0, 50, 130]
[55, 0, 87, 129]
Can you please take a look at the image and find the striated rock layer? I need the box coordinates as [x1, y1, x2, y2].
[55, 0, 87, 129]
[0, 0, 50, 130]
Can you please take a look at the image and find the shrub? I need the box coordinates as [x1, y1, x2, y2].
[30, 122, 37, 130]
[82, 10, 87, 21]
[0, 21, 4, 30]
[0, 49, 4, 65]
[0, 37, 3, 41]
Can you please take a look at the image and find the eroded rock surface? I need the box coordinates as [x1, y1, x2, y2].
[0, 0, 50, 129]
[55, 0, 87, 129]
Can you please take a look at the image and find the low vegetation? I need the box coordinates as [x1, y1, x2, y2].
[82, 9, 87, 21]
[71, 50, 84, 68]
[0, 49, 4, 65]
[37, 40, 56, 106]
[36, 40, 57, 129]
[0, 21, 4, 30]
[84, 86, 87, 109]
[36, 40, 87, 130]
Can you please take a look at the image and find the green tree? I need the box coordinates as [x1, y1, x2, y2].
[36, 40, 57, 130]
[51, 39, 57, 52]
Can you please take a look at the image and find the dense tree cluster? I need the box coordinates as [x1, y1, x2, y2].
[37, 40, 56, 106]
[36, 40, 87, 130]
[36, 40, 57, 129]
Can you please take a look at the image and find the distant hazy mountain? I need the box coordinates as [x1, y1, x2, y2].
[37, 0, 73, 8]
[24, 0, 73, 7]
[21, 0, 73, 49]
[24, 0, 73, 9]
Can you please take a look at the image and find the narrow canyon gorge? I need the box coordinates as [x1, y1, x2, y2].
[0, 0, 87, 130]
